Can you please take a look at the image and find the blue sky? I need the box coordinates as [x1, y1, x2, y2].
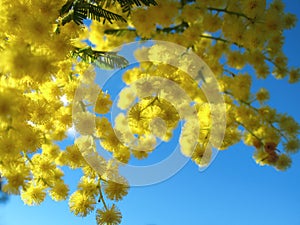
[1, 1, 300, 225]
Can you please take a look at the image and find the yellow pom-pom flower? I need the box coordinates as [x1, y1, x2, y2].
[275, 154, 292, 171]
[95, 92, 112, 114]
[96, 204, 122, 225]
[104, 180, 129, 201]
[21, 184, 46, 206]
[69, 190, 96, 217]
[49, 181, 69, 201]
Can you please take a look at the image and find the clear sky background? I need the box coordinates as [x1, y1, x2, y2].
[1, 1, 300, 225]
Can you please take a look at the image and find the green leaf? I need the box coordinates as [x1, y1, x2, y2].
[77, 2, 127, 24]
[60, 0, 127, 26]
[72, 47, 129, 70]
[94, 52, 129, 69]
[116, 0, 158, 14]
[59, 0, 75, 16]
[95, 0, 115, 8]
[104, 28, 137, 36]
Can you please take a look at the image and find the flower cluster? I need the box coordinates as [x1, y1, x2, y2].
[0, 0, 299, 225]
[0, 0, 129, 224]
[87, 0, 300, 171]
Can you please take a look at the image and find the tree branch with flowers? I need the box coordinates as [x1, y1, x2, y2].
[0, 0, 299, 225]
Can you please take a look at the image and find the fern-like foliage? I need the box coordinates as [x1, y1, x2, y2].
[59, 0, 127, 25]
[94, 0, 115, 8]
[72, 47, 129, 69]
[59, 0, 74, 16]
[116, 0, 158, 14]
[58, 0, 157, 70]
[82, 0, 157, 15]
[79, 2, 127, 24]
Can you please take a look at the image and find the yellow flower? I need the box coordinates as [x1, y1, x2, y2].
[58, 145, 86, 168]
[227, 51, 246, 70]
[56, 106, 73, 128]
[95, 92, 112, 114]
[19, 126, 43, 152]
[42, 144, 60, 160]
[246, 50, 265, 69]
[104, 179, 129, 201]
[284, 139, 300, 154]
[34, 0, 62, 21]
[202, 14, 222, 33]
[183, 24, 203, 46]
[73, 111, 96, 135]
[181, 4, 203, 23]
[77, 177, 98, 196]
[278, 115, 300, 136]
[23, 16, 52, 44]
[69, 190, 96, 217]
[49, 181, 69, 201]
[253, 149, 269, 166]
[122, 67, 143, 85]
[219, 126, 242, 150]
[275, 154, 292, 171]
[2, 172, 28, 195]
[191, 144, 212, 167]
[49, 35, 74, 60]
[257, 106, 277, 121]
[113, 145, 131, 164]
[241, 0, 266, 18]
[117, 87, 136, 110]
[29, 99, 52, 125]
[96, 205, 122, 225]
[288, 68, 300, 83]
[131, 149, 149, 159]
[0, 43, 31, 78]
[223, 15, 245, 44]
[96, 117, 114, 138]
[21, 184, 46, 206]
[100, 131, 122, 152]
[255, 126, 281, 144]
[283, 13, 297, 29]
[269, 0, 285, 13]
[256, 88, 270, 104]
[264, 9, 283, 33]
[244, 24, 266, 49]
[31, 154, 56, 178]
[130, 8, 156, 38]
[102, 160, 120, 180]
[40, 81, 62, 100]
[0, 89, 17, 118]
[230, 74, 252, 101]
[49, 127, 68, 141]
[0, 134, 21, 159]
[255, 64, 270, 79]
[153, 1, 178, 27]
[159, 103, 180, 128]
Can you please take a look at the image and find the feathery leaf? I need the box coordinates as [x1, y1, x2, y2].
[72, 47, 129, 69]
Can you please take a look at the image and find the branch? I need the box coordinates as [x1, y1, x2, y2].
[199, 34, 230, 43]
[156, 22, 189, 33]
[207, 7, 256, 23]
[97, 179, 108, 210]
[104, 28, 137, 36]
[235, 120, 263, 145]
[104, 22, 189, 37]
[224, 90, 289, 142]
